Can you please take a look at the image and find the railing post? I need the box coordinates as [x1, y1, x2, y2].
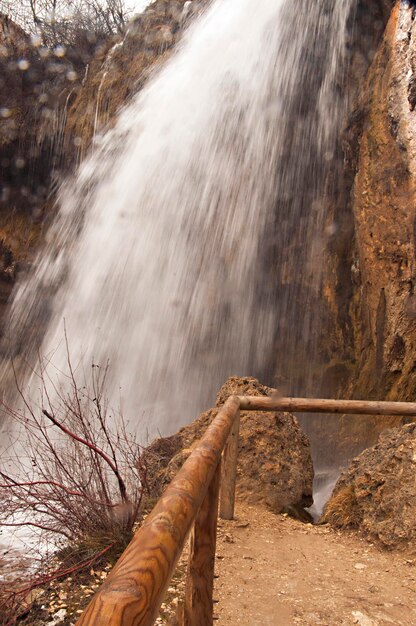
[219, 406, 240, 520]
[183, 461, 221, 626]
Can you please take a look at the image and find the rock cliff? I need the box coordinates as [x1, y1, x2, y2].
[1, 0, 416, 462]
[349, 3, 416, 403]
[64, 0, 208, 159]
[0, 1, 207, 337]
[319, 1, 416, 460]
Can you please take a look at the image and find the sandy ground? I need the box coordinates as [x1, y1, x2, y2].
[6, 497, 416, 625]
[213, 501, 416, 626]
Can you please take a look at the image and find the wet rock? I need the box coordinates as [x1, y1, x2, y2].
[322, 423, 416, 548]
[316, 1, 416, 462]
[281, 503, 314, 524]
[145, 377, 314, 514]
[0, 14, 87, 217]
[65, 0, 210, 157]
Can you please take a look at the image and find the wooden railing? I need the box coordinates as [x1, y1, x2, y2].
[76, 395, 416, 626]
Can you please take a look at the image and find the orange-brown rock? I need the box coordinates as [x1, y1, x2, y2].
[65, 0, 209, 160]
[145, 377, 314, 514]
[319, 1, 416, 459]
[322, 422, 416, 548]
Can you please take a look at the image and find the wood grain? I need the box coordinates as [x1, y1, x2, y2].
[183, 462, 221, 626]
[220, 407, 240, 520]
[238, 396, 416, 416]
[75, 395, 240, 626]
[75, 391, 416, 625]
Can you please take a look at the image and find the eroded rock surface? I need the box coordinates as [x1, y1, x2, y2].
[145, 377, 314, 513]
[347, 4, 416, 403]
[322, 422, 416, 548]
[315, 1, 416, 462]
[65, 0, 209, 159]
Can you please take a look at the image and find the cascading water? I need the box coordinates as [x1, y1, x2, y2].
[1, 0, 356, 444]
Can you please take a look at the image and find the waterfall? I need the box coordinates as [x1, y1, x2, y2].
[1, 0, 356, 441]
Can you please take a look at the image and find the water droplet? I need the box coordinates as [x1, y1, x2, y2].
[30, 34, 42, 47]
[48, 62, 65, 74]
[73, 137, 82, 147]
[54, 45, 66, 58]
[66, 70, 78, 82]
[17, 59, 30, 71]
[15, 157, 26, 169]
[325, 222, 338, 236]
[41, 108, 53, 119]
[1, 187, 10, 202]
[39, 93, 49, 104]
[0, 107, 12, 119]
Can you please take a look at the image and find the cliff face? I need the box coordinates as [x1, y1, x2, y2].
[320, 1, 416, 456]
[353, 5, 416, 399]
[0, 1, 207, 335]
[0, 1, 207, 233]
[64, 0, 208, 160]
[1, 0, 416, 458]
[351, 3, 416, 402]
[0, 13, 97, 332]
[0, 14, 91, 222]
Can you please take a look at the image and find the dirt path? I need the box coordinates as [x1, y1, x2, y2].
[213, 501, 416, 626]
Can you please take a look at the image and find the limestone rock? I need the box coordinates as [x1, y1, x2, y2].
[145, 377, 314, 513]
[65, 0, 209, 158]
[322, 423, 416, 547]
[315, 1, 416, 462]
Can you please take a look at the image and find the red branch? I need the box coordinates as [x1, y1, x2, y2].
[0, 521, 71, 539]
[3, 541, 115, 597]
[42, 409, 128, 502]
[0, 542, 116, 626]
[0, 480, 119, 508]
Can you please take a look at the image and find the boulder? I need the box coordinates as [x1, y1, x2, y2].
[322, 423, 416, 548]
[144, 377, 314, 514]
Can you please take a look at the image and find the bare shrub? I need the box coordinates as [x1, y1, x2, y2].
[0, 340, 148, 622]
[0, 541, 114, 625]
[0, 0, 132, 47]
[0, 343, 147, 556]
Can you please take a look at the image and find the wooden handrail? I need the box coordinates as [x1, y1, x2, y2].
[76, 393, 416, 626]
[238, 396, 416, 415]
[76, 395, 240, 626]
